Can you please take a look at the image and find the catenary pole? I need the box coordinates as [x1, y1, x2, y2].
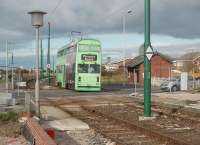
[6, 41, 8, 92]
[144, 0, 151, 117]
[11, 52, 14, 90]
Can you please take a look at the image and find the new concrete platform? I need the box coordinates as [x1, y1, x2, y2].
[41, 106, 71, 120]
[41, 106, 89, 131]
[46, 118, 89, 131]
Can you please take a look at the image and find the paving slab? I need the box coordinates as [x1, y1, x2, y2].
[46, 118, 90, 131]
[41, 106, 71, 120]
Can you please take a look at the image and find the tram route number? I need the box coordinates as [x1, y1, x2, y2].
[81, 54, 97, 61]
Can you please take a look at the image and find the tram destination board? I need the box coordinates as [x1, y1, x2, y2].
[81, 54, 97, 61]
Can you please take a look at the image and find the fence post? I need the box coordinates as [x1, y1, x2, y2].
[25, 92, 31, 112]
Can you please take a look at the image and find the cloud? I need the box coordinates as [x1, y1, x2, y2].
[0, 0, 199, 42]
[0, 0, 200, 68]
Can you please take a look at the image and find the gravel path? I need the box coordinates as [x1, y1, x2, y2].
[55, 129, 111, 145]
[67, 129, 110, 145]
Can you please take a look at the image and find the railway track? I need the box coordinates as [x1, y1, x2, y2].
[54, 103, 199, 145]
[92, 105, 200, 145]
[47, 96, 200, 145]
[61, 106, 164, 145]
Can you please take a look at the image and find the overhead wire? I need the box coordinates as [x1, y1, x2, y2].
[102, 0, 138, 22]
[47, 0, 139, 38]
[48, 0, 64, 21]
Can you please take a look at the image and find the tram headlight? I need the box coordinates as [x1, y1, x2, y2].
[97, 76, 99, 82]
[78, 76, 81, 82]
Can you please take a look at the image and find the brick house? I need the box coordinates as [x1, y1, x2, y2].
[127, 52, 173, 85]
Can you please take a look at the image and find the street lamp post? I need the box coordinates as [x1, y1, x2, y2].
[28, 10, 47, 116]
[122, 10, 132, 86]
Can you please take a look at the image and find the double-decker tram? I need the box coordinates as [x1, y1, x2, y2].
[56, 38, 101, 91]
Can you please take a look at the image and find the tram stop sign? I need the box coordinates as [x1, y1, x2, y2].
[146, 46, 154, 60]
[46, 64, 51, 69]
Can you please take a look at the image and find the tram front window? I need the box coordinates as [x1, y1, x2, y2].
[78, 64, 100, 73]
[89, 64, 100, 73]
[78, 64, 88, 73]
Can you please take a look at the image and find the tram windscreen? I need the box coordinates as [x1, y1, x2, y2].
[78, 64, 88, 73]
[78, 64, 100, 73]
[88, 64, 100, 73]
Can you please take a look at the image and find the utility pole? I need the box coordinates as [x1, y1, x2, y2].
[6, 41, 8, 92]
[47, 22, 51, 86]
[144, 0, 153, 117]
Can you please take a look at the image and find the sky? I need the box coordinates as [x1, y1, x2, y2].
[0, 0, 200, 68]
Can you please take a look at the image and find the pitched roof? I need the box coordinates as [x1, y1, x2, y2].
[127, 52, 173, 69]
[127, 55, 144, 68]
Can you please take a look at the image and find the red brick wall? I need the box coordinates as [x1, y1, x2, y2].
[25, 118, 57, 145]
[151, 55, 172, 78]
[139, 63, 144, 85]
[128, 54, 172, 85]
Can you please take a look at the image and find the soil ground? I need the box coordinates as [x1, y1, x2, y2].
[0, 114, 28, 145]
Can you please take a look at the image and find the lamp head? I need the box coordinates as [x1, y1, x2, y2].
[28, 10, 47, 27]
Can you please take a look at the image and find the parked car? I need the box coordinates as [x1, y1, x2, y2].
[160, 78, 180, 92]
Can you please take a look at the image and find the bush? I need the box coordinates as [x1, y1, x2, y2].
[0, 111, 19, 122]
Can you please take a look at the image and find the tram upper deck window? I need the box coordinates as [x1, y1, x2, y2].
[79, 45, 100, 52]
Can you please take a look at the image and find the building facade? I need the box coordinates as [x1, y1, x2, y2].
[127, 53, 173, 86]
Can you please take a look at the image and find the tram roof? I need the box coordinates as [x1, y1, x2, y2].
[57, 38, 101, 52]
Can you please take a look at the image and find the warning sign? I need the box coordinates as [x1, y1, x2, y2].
[46, 64, 51, 68]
